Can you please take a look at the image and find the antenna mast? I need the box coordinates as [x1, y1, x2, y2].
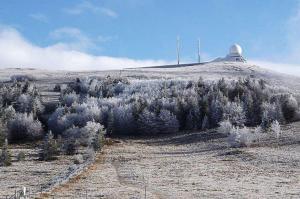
[198, 38, 201, 63]
[177, 36, 180, 65]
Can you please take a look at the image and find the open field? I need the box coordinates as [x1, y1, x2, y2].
[0, 144, 74, 197]
[43, 123, 300, 199]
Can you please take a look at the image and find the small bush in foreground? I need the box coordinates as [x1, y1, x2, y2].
[218, 119, 232, 135]
[17, 151, 26, 161]
[228, 126, 254, 147]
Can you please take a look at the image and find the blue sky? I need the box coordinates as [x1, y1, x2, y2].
[0, 0, 300, 73]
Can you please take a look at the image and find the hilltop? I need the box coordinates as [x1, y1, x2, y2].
[1, 61, 300, 91]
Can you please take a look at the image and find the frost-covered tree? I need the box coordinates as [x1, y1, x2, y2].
[201, 114, 209, 130]
[158, 109, 180, 134]
[282, 95, 298, 121]
[80, 121, 105, 150]
[39, 131, 60, 161]
[0, 139, 11, 166]
[261, 102, 283, 129]
[138, 109, 179, 135]
[223, 102, 246, 126]
[16, 94, 32, 113]
[109, 104, 135, 135]
[0, 122, 5, 147]
[61, 92, 79, 107]
[209, 93, 226, 127]
[270, 120, 281, 140]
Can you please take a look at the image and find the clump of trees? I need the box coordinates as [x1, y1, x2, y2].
[1, 74, 300, 167]
[56, 76, 299, 137]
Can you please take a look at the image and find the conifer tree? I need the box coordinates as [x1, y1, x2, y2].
[0, 139, 11, 166]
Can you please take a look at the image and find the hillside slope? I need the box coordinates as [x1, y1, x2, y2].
[42, 123, 299, 199]
[1, 62, 300, 93]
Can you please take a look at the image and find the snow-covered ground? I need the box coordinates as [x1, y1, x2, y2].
[41, 123, 299, 199]
[1, 61, 300, 93]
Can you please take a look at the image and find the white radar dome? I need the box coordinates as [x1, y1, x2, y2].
[229, 44, 243, 56]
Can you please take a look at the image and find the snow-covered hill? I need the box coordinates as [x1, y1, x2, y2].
[1, 61, 300, 93]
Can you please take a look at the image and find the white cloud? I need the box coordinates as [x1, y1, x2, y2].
[49, 27, 94, 51]
[248, 2, 300, 76]
[29, 13, 48, 23]
[249, 60, 300, 76]
[99, 8, 118, 18]
[0, 27, 171, 71]
[63, 1, 118, 18]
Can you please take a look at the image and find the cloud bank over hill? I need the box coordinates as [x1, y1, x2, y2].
[0, 26, 171, 71]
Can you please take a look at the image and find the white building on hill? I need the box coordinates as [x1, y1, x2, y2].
[213, 44, 246, 63]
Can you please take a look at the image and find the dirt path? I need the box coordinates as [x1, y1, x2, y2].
[44, 131, 300, 199]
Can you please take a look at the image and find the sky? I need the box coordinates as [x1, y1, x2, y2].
[0, 0, 300, 74]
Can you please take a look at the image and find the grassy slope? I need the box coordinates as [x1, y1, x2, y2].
[44, 123, 299, 198]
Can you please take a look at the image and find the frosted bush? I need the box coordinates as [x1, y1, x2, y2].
[158, 109, 180, 134]
[8, 113, 43, 142]
[218, 119, 233, 135]
[108, 104, 135, 135]
[270, 120, 281, 140]
[61, 92, 79, 107]
[73, 154, 84, 164]
[48, 108, 72, 135]
[2, 106, 16, 123]
[61, 121, 105, 150]
[228, 126, 255, 147]
[81, 121, 104, 148]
